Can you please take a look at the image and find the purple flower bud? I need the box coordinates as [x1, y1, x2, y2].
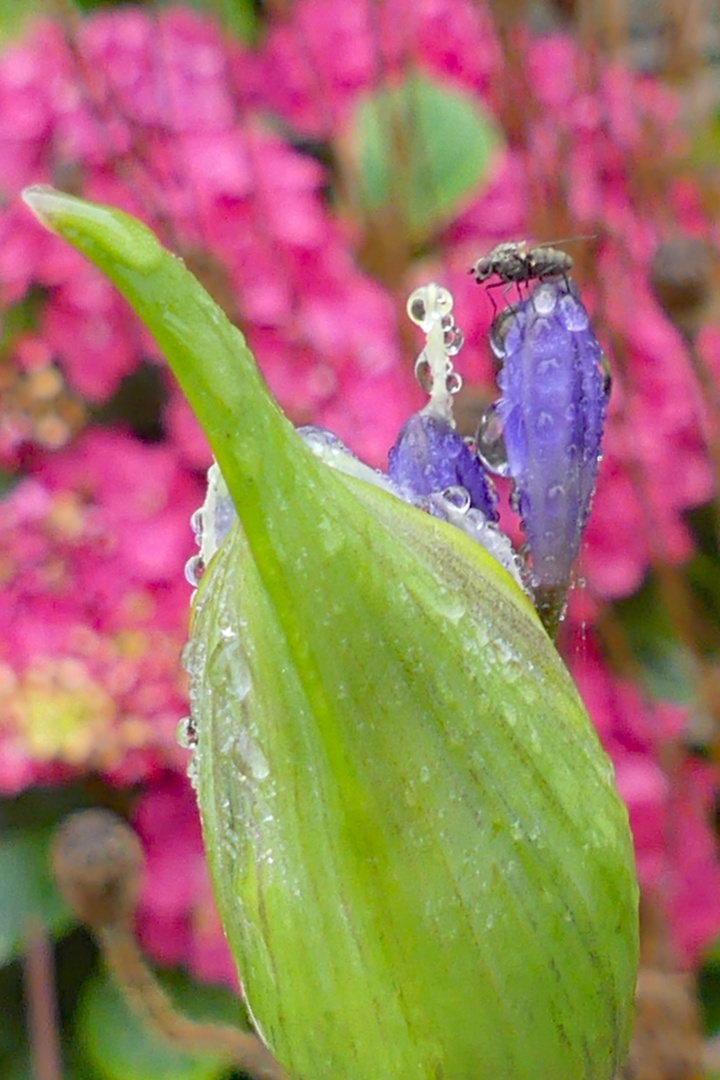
[489, 279, 608, 625]
[388, 410, 498, 522]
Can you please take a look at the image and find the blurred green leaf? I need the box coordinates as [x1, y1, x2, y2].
[351, 72, 499, 243]
[66, 0, 260, 42]
[0, 0, 40, 44]
[0, 826, 72, 966]
[178, 0, 260, 44]
[699, 946, 720, 1035]
[78, 970, 245, 1080]
[686, 552, 720, 647]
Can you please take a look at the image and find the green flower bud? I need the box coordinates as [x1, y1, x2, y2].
[23, 187, 638, 1080]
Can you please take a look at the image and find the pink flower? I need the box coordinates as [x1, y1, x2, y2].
[133, 775, 236, 987]
[570, 635, 720, 965]
[0, 428, 202, 791]
[0, 7, 418, 465]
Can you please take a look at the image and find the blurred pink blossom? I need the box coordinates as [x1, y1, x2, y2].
[0, 0, 719, 984]
[133, 775, 236, 987]
[0, 428, 199, 792]
[570, 635, 720, 965]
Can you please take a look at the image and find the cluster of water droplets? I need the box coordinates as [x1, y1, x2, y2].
[400, 284, 525, 587]
[296, 425, 405, 500]
[177, 276, 611, 764]
[179, 462, 242, 773]
[183, 462, 237, 599]
[479, 278, 610, 631]
[432, 487, 524, 588]
[407, 284, 464, 417]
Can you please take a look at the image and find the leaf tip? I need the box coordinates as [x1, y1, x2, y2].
[22, 184, 63, 231]
[22, 185, 162, 274]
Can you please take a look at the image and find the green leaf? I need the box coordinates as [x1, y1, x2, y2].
[77, 970, 241, 1080]
[350, 72, 500, 242]
[0, 825, 72, 966]
[24, 187, 638, 1080]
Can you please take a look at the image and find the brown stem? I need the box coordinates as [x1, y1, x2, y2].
[51, 809, 290, 1080]
[23, 918, 63, 1080]
[97, 924, 286, 1080]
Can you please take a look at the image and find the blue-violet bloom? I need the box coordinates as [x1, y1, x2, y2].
[481, 278, 609, 627]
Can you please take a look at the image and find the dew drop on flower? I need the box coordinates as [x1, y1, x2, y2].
[443, 325, 465, 356]
[599, 352, 613, 400]
[446, 370, 463, 394]
[530, 283, 558, 315]
[488, 304, 520, 362]
[414, 355, 434, 393]
[557, 290, 590, 331]
[406, 284, 453, 331]
[476, 403, 510, 477]
[408, 292, 429, 329]
[441, 485, 472, 513]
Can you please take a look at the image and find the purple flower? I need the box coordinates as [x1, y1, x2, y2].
[486, 279, 608, 626]
[388, 410, 497, 521]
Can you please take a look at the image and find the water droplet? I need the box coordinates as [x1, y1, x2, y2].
[547, 483, 565, 501]
[558, 291, 589, 330]
[232, 729, 270, 781]
[443, 324, 464, 356]
[190, 508, 204, 545]
[476, 404, 510, 477]
[419, 764, 431, 783]
[184, 554, 205, 587]
[446, 370, 463, 394]
[509, 485, 522, 515]
[407, 291, 428, 328]
[535, 355, 560, 376]
[531, 284, 558, 315]
[414, 354, 433, 393]
[441, 485, 471, 513]
[488, 305, 519, 361]
[406, 284, 453, 330]
[433, 287, 453, 318]
[599, 352, 612, 399]
[176, 715, 197, 749]
[535, 411, 554, 434]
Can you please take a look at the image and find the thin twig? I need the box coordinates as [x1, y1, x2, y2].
[23, 918, 63, 1080]
[51, 809, 289, 1080]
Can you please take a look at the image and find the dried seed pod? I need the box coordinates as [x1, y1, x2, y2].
[51, 809, 143, 931]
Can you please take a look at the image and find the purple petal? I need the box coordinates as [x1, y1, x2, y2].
[388, 410, 498, 522]
[496, 279, 608, 590]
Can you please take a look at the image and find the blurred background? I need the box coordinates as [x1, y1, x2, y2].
[2, 0, 720, 1077]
